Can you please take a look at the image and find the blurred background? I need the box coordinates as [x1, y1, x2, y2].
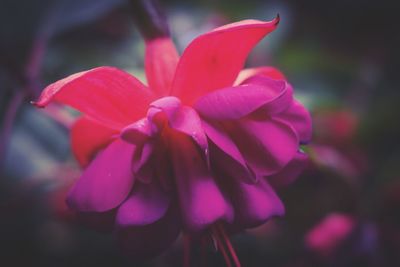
[1, 0, 399, 266]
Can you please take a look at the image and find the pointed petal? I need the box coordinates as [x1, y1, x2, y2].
[145, 38, 179, 96]
[116, 182, 170, 227]
[228, 178, 284, 228]
[171, 17, 280, 105]
[67, 139, 135, 212]
[116, 206, 181, 261]
[234, 66, 286, 85]
[195, 77, 292, 120]
[33, 67, 155, 129]
[170, 131, 232, 231]
[268, 151, 309, 188]
[71, 117, 117, 167]
[230, 118, 299, 176]
[275, 100, 312, 143]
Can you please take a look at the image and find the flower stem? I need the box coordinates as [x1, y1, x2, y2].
[211, 223, 242, 267]
[183, 233, 191, 267]
[129, 0, 170, 40]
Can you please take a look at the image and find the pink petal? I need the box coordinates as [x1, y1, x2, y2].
[268, 151, 309, 188]
[229, 118, 298, 176]
[67, 139, 135, 212]
[195, 77, 292, 120]
[170, 131, 232, 231]
[116, 182, 170, 227]
[33, 67, 155, 129]
[234, 66, 286, 85]
[145, 38, 179, 96]
[275, 100, 312, 143]
[116, 206, 181, 261]
[228, 178, 284, 228]
[171, 17, 280, 105]
[71, 116, 117, 167]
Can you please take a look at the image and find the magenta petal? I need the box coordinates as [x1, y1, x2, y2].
[149, 97, 208, 154]
[121, 118, 153, 145]
[229, 178, 284, 228]
[170, 106, 208, 155]
[171, 132, 232, 231]
[230, 118, 298, 176]
[195, 77, 292, 120]
[203, 120, 256, 183]
[268, 151, 309, 188]
[116, 182, 170, 227]
[116, 206, 181, 261]
[67, 139, 135, 212]
[275, 100, 312, 143]
[132, 141, 154, 183]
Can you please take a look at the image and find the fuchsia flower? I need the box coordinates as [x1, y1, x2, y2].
[34, 16, 311, 263]
[305, 213, 356, 258]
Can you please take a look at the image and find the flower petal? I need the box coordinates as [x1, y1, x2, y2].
[195, 77, 292, 120]
[132, 141, 154, 183]
[145, 38, 179, 96]
[116, 206, 181, 261]
[234, 66, 286, 85]
[203, 120, 256, 183]
[116, 181, 170, 227]
[71, 116, 117, 167]
[274, 100, 312, 143]
[171, 17, 280, 105]
[149, 97, 208, 155]
[121, 118, 153, 145]
[229, 118, 298, 176]
[67, 139, 135, 212]
[228, 178, 284, 228]
[33, 67, 155, 129]
[268, 151, 309, 188]
[170, 131, 232, 231]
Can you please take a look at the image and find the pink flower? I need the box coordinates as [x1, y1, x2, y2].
[34, 17, 311, 261]
[305, 213, 355, 257]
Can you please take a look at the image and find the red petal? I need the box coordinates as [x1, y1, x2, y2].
[33, 67, 155, 129]
[234, 66, 286, 85]
[171, 17, 279, 106]
[71, 117, 117, 167]
[145, 38, 179, 97]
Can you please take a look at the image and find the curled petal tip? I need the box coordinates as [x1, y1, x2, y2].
[30, 100, 43, 108]
[274, 14, 280, 26]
